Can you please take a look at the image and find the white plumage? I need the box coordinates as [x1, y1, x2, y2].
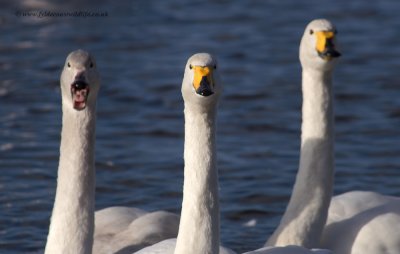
[266, 19, 340, 249]
[321, 191, 400, 254]
[45, 50, 179, 254]
[135, 239, 236, 254]
[135, 53, 235, 254]
[45, 49, 101, 254]
[265, 19, 400, 254]
[94, 207, 179, 254]
[244, 246, 332, 254]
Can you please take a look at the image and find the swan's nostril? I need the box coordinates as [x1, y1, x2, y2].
[72, 80, 88, 91]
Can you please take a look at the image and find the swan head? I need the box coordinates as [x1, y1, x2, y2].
[300, 19, 341, 71]
[181, 53, 221, 110]
[60, 49, 100, 111]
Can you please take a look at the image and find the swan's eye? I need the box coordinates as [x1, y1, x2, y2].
[309, 29, 314, 35]
[214, 65, 217, 70]
[89, 62, 94, 68]
[67, 62, 71, 68]
[189, 64, 193, 70]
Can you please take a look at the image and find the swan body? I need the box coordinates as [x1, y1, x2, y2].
[45, 49, 100, 254]
[135, 239, 236, 254]
[321, 191, 400, 254]
[266, 19, 340, 249]
[95, 207, 147, 237]
[45, 50, 179, 254]
[135, 53, 235, 254]
[93, 207, 179, 254]
[244, 246, 332, 254]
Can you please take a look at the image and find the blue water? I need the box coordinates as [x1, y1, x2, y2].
[1, 0, 400, 253]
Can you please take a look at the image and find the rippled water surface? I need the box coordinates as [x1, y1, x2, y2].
[1, 0, 400, 253]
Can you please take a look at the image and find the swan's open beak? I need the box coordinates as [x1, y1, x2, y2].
[193, 66, 214, 97]
[316, 31, 341, 60]
[71, 80, 90, 110]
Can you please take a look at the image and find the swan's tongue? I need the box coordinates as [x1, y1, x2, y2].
[71, 81, 90, 110]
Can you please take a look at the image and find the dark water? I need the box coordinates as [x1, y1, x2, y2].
[1, 0, 400, 253]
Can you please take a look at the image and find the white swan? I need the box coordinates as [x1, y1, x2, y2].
[265, 19, 400, 254]
[244, 28, 339, 254]
[265, 18, 340, 249]
[45, 49, 101, 254]
[45, 50, 179, 254]
[134, 53, 235, 254]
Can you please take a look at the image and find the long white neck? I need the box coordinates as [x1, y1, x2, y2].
[266, 67, 335, 248]
[45, 105, 96, 254]
[174, 103, 220, 254]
